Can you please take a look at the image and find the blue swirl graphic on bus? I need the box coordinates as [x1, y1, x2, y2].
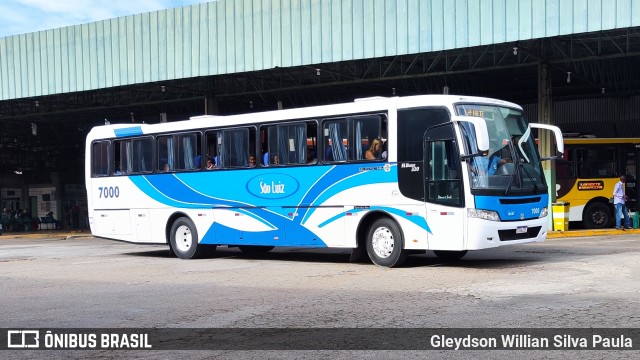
[127, 163, 428, 247]
[246, 173, 300, 199]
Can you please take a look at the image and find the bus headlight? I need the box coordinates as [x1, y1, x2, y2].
[468, 208, 500, 221]
[539, 206, 548, 218]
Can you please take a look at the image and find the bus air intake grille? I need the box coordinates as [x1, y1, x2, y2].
[499, 197, 541, 205]
[498, 226, 542, 241]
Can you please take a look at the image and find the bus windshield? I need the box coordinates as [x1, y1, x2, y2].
[456, 104, 546, 194]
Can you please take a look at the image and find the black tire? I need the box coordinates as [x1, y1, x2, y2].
[169, 217, 204, 259]
[366, 218, 408, 267]
[238, 245, 275, 254]
[433, 250, 468, 261]
[582, 202, 612, 229]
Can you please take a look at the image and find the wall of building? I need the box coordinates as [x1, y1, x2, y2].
[1, 0, 639, 101]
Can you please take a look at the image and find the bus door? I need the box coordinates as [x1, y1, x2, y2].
[424, 124, 466, 250]
[626, 144, 640, 212]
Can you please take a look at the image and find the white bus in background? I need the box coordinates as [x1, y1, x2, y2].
[85, 95, 563, 267]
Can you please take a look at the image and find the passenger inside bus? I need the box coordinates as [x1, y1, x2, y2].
[381, 140, 388, 159]
[365, 138, 381, 159]
[248, 155, 257, 167]
[307, 150, 317, 164]
[206, 158, 215, 170]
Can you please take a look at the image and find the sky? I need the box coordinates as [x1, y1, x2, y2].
[0, 0, 212, 37]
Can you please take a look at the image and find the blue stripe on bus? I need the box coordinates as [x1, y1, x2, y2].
[317, 206, 431, 234]
[114, 126, 143, 137]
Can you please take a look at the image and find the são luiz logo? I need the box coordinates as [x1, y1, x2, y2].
[246, 173, 300, 199]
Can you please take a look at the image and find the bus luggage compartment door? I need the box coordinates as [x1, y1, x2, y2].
[132, 209, 152, 242]
[94, 209, 132, 235]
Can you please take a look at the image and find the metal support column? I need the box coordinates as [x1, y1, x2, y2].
[538, 62, 557, 230]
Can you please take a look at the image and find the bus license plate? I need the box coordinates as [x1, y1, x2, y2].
[516, 226, 528, 234]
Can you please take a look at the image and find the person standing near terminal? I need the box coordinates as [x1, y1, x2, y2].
[71, 201, 81, 232]
[613, 175, 632, 230]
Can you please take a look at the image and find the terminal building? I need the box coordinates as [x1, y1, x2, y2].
[0, 0, 639, 228]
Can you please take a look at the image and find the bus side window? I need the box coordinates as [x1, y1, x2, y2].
[217, 127, 254, 168]
[556, 149, 573, 179]
[426, 138, 463, 207]
[91, 141, 110, 177]
[205, 130, 220, 169]
[352, 115, 383, 161]
[265, 122, 310, 166]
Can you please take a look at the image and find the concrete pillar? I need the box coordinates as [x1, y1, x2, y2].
[50, 172, 62, 220]
[205, 96, 219, 115]
[537, 62, 556, 230]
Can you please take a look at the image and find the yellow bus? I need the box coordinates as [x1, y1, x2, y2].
[556, 138, 638, 228]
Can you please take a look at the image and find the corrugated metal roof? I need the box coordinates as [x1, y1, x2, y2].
[1, 0, 639, 100]
[523, 95, 640, 137]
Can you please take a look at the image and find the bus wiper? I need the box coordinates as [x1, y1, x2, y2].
[504, 162, 516, 195]
[504, 142, 519, 196]
[518, 160, 540, 194]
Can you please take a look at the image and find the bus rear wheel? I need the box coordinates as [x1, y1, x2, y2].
[238, 245, 275, 254]
[433, 250, 468, 261]
[366, 218, 408, 267]
[582, 202, 611, 229]
[170, 217, 204, 259]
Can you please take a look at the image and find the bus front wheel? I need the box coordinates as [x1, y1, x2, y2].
[170, 217, 205, 259]
[366, 218, 408, 267]
[582, 202, 612, 229]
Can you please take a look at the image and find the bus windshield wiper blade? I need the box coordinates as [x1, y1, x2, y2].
[504, 162, 517, 195]
[518, 161, 539, 194]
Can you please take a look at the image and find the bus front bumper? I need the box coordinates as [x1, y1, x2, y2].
[466, 216, 548, 250]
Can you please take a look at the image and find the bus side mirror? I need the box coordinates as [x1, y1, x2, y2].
[530, 123, 564, 160]
[452, 116, 490, 156]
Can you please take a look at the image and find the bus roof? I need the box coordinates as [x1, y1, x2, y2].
[86, 94, 522, 141]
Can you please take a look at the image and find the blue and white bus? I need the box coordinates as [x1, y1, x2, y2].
[85, 95, 563, 267]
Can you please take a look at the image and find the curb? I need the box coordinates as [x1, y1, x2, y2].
[0, 232, 92, 240]
[547, 228, 640, 238]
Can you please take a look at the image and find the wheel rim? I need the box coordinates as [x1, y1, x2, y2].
[174, 224, 193, 253]
[371, 226, 394, 258]
[591, 210, 607, 226]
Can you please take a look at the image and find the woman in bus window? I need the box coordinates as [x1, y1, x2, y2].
[365, 138, 381, 160]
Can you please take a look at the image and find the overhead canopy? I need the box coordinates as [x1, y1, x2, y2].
[0, 0, 640, 176]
